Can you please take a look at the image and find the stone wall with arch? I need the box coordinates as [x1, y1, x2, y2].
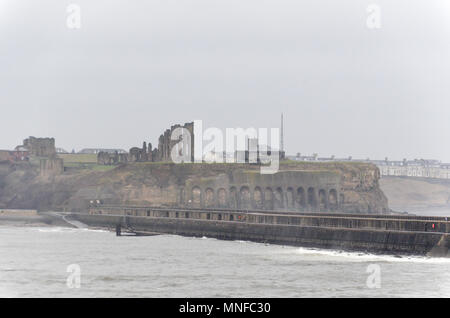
[182, 170, 342, 212]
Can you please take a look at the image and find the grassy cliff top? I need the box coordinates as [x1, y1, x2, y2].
[103, 160, 378, 178]
[59, 154, 97, 164]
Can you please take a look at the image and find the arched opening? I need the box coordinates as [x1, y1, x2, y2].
[307, 187, 316, 210]
[217, 188, 227, 207]
[296, 187, 306, 209]
[253, 187, 263, 209]
[205, 188, 215, 207]
[264, 187, 274, 210]
[191, 186, 201, 206]
[218, 214, 222, 221]
[329, 189, 338, 211]
[230, 214, 234, 221]
[318, 189, 327, 211]
[239, 186, 251, 209]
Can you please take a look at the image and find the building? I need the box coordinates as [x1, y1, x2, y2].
[288, 154, 450, 180]
[78, 148, 127, 154]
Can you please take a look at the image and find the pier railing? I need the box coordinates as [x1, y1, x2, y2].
[85, 205, 450, 234]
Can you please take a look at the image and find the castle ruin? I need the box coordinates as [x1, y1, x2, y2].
[18, 137, 56, 157]
[97, 122, 194, 165]
[15, 136, 63, 177]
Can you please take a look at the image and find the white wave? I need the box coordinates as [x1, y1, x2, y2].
[283, 246, 450, 263]
[35, 227, 108, 234]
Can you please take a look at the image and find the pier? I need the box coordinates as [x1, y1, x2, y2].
[65, 206, 450, 257]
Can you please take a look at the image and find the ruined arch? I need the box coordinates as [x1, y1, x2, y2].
[329, 189, 338, 211]
[217, 188, 227, 207]
[318, 189, 327, 211]
[307, 187, 316, 210]
[264, 187, 274, 210]
[296, 187, 306, 209]
[253, 186, 263, 209]
[191, 186, 201, 206]
[239, 186, 251, 209]
[205, 188, 215, 207]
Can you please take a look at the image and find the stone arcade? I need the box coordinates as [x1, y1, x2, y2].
[181, 170, 342, 212]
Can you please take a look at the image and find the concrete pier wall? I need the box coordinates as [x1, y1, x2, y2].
[89, 206, 450, 234]
[73, 208, 450, 257]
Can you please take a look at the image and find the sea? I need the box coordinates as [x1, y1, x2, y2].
[1, 223, 449, 298]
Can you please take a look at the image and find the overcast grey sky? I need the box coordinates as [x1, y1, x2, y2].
[1, 0, 449, 161]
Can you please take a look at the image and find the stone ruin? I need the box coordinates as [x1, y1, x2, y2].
[97, 151, 129, 165]
[97, 122, 194, 165]
[96, 121, 286, 165]
[18, 136, 56, 157]
[14, 136, 63, 176]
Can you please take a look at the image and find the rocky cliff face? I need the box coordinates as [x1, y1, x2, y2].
[280, 161, 388, 213]
[0, 161, 389, 213]
[380, 176, 450, 212]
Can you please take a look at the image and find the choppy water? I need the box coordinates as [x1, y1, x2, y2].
[0, 225, 449, 298]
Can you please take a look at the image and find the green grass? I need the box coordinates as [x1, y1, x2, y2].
[59, 154, 97, 164]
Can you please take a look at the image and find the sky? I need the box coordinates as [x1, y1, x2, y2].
[1, 0, 450, 161]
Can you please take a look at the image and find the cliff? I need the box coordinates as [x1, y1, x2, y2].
[380, 176, 450, 213]
[0, 160, 389, 213]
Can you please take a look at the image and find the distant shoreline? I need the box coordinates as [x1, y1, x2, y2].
[0, 212, 72, 227]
